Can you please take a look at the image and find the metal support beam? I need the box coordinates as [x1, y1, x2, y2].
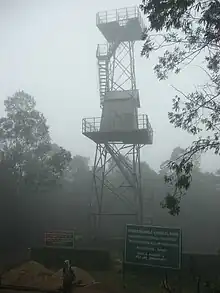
[84, 7, 153, 240]
[109, 41, 136, 92]
[89, 143, 144, 238]
[97, 40, 137, 107]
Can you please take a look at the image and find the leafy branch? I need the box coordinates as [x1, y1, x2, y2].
[140, 0, 220, 214]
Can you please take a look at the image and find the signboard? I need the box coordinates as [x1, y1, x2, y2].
[44, 231, 74, 248]
[125, 224, 181, 269]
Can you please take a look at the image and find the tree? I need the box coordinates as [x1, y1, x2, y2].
[141, 161, 158, 179]
[140, 0, 220, 214]
[0, 91, 71, 194]
[160, 147, 201, 174]
[63, 155, 90, 183]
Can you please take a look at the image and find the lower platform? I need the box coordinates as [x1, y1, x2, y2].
[82, 115, 153, 144]
[83, 129, 152, 144]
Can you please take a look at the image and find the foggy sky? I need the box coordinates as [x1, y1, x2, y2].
[0, 0, 219, 173]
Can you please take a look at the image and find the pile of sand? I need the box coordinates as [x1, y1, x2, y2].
[1, 261, 95, 291]
[1, 261, 61, 290]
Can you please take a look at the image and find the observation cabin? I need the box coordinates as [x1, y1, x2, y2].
[82, 6, 153, 145]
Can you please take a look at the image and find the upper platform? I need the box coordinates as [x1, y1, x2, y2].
[82, 114, 153, 145]
[96, 6, 145, 43]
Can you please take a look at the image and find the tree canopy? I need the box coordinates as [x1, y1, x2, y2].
[0, 91, 71, 194]
[140, 0, 220, 215]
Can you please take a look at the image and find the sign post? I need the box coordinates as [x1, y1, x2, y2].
[44, 230, 74, 249]
[124, 224, 182, 269]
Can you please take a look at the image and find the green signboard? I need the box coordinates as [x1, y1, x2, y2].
[125, 224, 181, 269]
[44, 231, 74, 248]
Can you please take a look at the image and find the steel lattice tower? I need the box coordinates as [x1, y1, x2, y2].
[82, 6, 153, 239]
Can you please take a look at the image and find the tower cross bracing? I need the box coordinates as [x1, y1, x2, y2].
[82, 6, 153, 238]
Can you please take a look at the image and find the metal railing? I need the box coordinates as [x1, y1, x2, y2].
[138, 114, 153, 141]
[82, 114, 153, 135]
[138, 114, 150, 129]
[82, 117, 101, 133]
[96, 6, 144, 28]
[96, 42, 120, 60]
[96, 44, 109, 58]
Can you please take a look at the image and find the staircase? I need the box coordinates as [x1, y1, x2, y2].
[97, 41, 119, 106]
[98, 59, 108, 105]
[105, 144, 145, 223]
[105, 144, 135, 188]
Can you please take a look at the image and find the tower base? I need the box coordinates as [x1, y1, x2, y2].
[88, 142, 144, 239]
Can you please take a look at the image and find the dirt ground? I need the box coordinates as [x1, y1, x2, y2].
[90, 269, 218, 293]
[0, 252, 218, 293]
[0, 270, 216, 293]
[89, 270, 189, 293]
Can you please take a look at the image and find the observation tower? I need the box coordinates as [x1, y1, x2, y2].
[82, 6, 153, 238]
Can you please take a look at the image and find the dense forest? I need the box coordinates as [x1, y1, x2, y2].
[0, 91, 219, 256]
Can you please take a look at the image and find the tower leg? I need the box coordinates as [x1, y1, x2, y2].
[91, 144, 107, 238]
[89, 143, 144, 239]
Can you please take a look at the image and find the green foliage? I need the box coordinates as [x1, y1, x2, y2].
[140, 0, 220, 214]
[0, 91, 71, 193]
[159, 146, 201, 215]
[160, 146, 201, 174]
[0, 91, 50, 151]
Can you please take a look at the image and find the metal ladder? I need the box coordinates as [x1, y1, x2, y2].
[98, 59, 108, 105]
[97, 41, 120, 105]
